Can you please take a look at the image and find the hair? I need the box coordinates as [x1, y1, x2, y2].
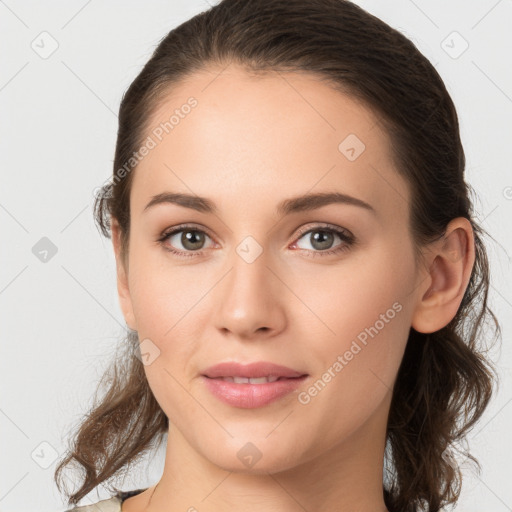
[54, 0, 501, 510]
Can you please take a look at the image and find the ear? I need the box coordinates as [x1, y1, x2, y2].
[111, 219, 137, 331]
[411, 217, 475, 333]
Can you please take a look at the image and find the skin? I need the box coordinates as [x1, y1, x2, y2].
[113, 63, 475, 512]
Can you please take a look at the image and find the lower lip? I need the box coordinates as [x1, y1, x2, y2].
[201, 375, 308, 408]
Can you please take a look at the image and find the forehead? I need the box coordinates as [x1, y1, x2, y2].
[131, 64, 410, 221]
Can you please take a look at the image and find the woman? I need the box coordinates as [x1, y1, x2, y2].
[55, 0, 500, 511]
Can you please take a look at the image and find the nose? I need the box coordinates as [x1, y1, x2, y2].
[212, 244, 287, 341]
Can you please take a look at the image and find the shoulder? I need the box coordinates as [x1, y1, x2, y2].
[63, 496, 122, 512]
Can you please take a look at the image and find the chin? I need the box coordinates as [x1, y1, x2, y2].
[201, 436, 305, 475]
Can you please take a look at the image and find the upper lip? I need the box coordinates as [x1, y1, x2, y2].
[202, 361, 307, 379]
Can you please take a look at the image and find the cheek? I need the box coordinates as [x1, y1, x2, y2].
[296, 290, 411, 447]
[128, 252, 206, 421]
[127, 244, 200, 337]
[302, 242, 416, 387]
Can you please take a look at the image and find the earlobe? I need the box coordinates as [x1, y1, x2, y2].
[411, 218, 475, 334]
[111, 220, 137, 331]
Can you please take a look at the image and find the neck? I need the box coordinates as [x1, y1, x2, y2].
[148, 396, 391, 512]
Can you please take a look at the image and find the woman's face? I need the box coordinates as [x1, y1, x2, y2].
[115, 65, 427, 473]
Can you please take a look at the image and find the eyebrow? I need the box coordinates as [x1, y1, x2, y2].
[143, 191, 376, 216]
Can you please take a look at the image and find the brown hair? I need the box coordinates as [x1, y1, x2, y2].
[54, 1, 500, 510]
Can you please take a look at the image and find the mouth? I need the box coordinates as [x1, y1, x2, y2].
[201, 360, 307, 380]
[203, 375, 306, 384]
[200, 373, 309, 408]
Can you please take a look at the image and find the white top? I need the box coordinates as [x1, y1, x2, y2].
[63, 488, 148, 511]
[64, 496, 122, 512]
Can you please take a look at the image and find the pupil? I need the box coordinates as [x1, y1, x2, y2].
[312, 231, 333, 250]
[183, 230, 204, 250]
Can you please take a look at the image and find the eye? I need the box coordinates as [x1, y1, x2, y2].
[291, 224, 355, 257]
[157, 224, 214, 258]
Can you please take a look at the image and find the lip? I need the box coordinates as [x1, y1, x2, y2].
[201, 375, 308, 408]
[202, 361, 306, 379]
[200, 361, 308, 409]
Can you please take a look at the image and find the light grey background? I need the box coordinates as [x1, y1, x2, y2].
[1, 1, 511, 511]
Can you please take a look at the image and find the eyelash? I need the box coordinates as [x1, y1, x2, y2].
[157, 223, 355, 259]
